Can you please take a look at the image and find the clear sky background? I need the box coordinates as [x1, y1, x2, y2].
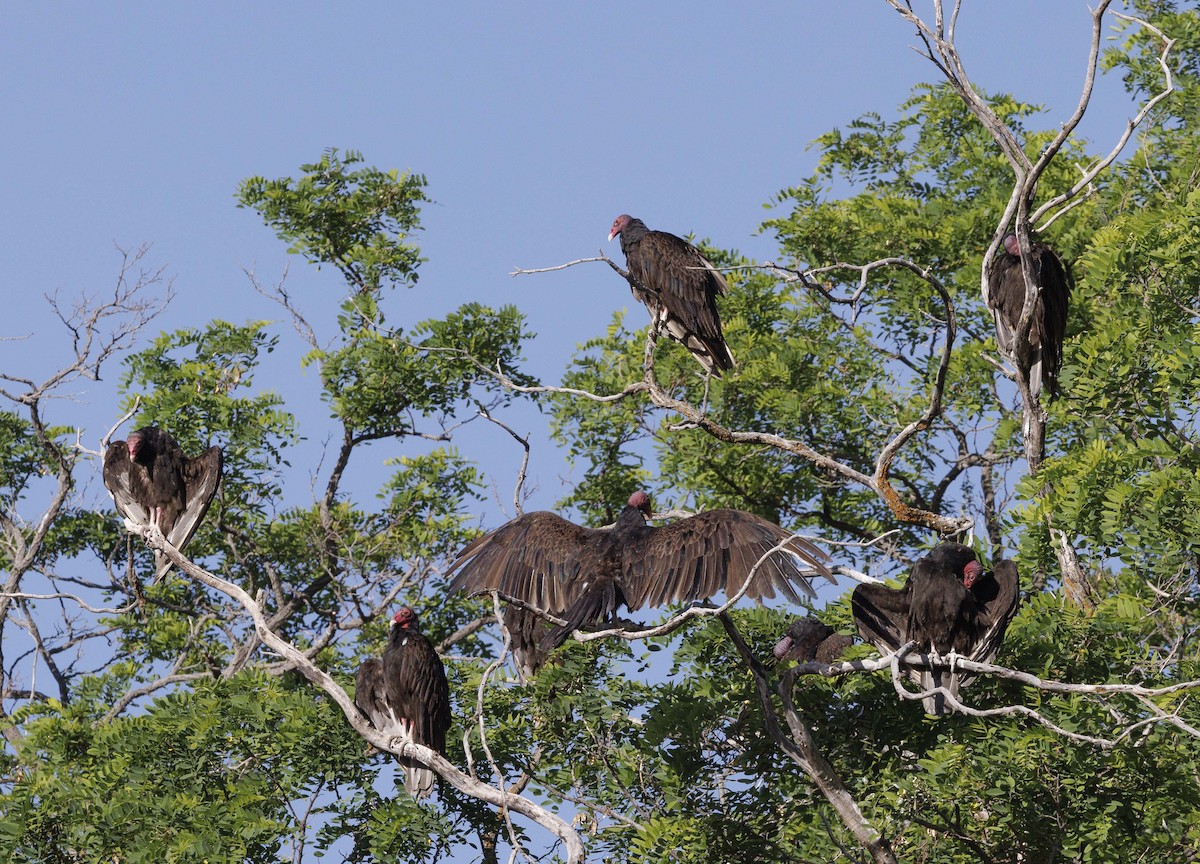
[0, 2, 1143, 528]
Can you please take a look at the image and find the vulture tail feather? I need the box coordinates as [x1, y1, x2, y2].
[541, 579, 621, 650]
[918, 666, 957, 716]
[402, 760, 436, 799]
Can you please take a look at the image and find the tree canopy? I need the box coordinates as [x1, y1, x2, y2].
[2, 3, 1199, 863]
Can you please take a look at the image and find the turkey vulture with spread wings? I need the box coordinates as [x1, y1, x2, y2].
[986, 233, 1071, 398]
[851, 543, 1019, 715]
[447, 490, 834, 678]
[103, 426, 223, 578]
[355, 607, 451, 799]
[608, 214, 735, 376]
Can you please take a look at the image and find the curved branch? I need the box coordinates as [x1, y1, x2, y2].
[143, 521, 587, 863]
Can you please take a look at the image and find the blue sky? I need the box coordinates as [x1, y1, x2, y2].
[1, 3, 1139, 523]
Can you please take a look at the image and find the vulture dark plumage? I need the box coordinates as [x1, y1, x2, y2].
[447, 490, 834, 678]
[851, 543, 1020, 715]
[772, 616, 853, 664]
[102, 426, 223, 578]
[986, 233, 1071, 399]
[355, 607, 452, 799]
[608, 214, 735, 377]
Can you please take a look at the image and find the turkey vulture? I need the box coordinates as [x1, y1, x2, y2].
[986, 233, 1071, 398]
[355, 607, 452, 799]
[772, 616, 853, 664]
[103, 426, 223, 578]
[447, 490, 834, 677]
[608, 214, 735, 376]
[851, 543, 1020, 714]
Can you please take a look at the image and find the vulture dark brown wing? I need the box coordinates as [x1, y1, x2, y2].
[354, 657, 392, 732]
[985, 251, 1024, 360]
[627, 230, 734, 374]
[385, 632, 451, 754]
[102, 442, 152, 527]
[446, 511, 608, 614]
[965, 559, 1020, 669]
[157, 445, 223, 578]
[1034, 244, 1071, 393]
[850, 581, 910, 656]
[617, 509, 832, 612]
[383, 629, 451, 798]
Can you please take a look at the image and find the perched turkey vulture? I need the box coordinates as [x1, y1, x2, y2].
[986, 233, 1071, 398]
[355, 607, 452, 799]
[608, 214, 735, 376]
[447, 490, 834, 677]
[851, 543, 1020, 714]
[103, 426, 223, 578]
[772, 616, 853, 664]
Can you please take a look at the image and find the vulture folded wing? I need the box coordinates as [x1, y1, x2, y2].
[387, 635, 451, 755]
[985, 252, 1023, 358]
[850, 582, 910, 656]
[354, 657, 393, 732]
[102, 443, 151, 527]
[446, 511, 608, 615]
[157, 445, 223, 577]
[629, 231, 734, 374]
[1036, 246, 1071, 391]
[618, 509, 831, 612]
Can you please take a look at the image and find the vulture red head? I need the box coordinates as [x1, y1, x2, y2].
[126, 430, 144, 460]
[391, 606, 418, 630]
[608, 214, 633, 242]
[627, 489, 652, 515]
[962, 560, 984, 589]
[1002, 233, 1021, 256]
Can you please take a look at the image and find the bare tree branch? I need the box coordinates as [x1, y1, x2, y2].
[142, 519, 588, 863]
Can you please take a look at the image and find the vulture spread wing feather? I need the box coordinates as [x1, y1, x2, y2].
[355, 608, 451, 799]
[446, 511, 609, 677]
[103, 442, 152, 527]
[448, 492, 834, 677]
[851, 581, 911, 655]
[102, 427, 224, 578]
[986, 235, 1071, 398]
[619, 509, 829, 611]
[609, 215, 735, 376]
[168, 446, 223, 566]
[447, 511, 605, 616]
